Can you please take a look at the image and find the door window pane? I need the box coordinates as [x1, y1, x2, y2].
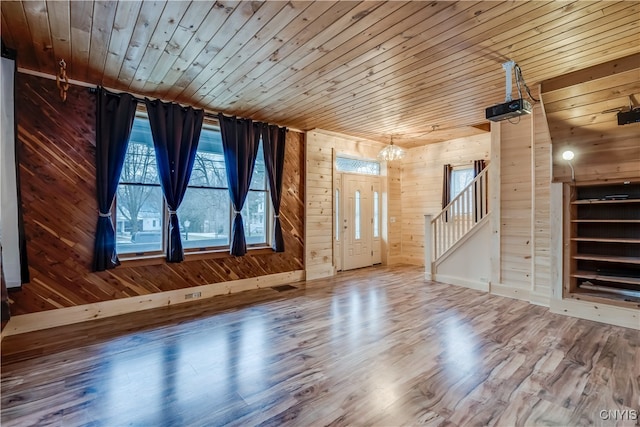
[355, 190, 361, 240]
[373, 191, 379, 238]
[335, 189, 340, 241]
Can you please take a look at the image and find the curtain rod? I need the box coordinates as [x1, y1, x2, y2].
[88, 87, 220, 120]
[88, 86, 304, 132]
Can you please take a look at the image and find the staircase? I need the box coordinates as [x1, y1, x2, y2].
[425, 165, 491, 278]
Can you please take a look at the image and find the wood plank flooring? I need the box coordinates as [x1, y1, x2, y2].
[1, 265, 639, 426]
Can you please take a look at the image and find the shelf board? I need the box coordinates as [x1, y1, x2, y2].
[567, 289, 640, 308]
[579, 282, 640, 299]
[571, 237, 640, 244]
[572, 254, 640, 264]
[571, 219, 640, 223]
[572, 270, 640, 286]
[572, 198, 640, 205]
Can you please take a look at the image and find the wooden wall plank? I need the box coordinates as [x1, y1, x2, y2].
[10, 73, 304, 316]
[500, 114, 533, 291]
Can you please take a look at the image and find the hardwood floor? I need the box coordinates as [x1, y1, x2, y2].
[1, 265, 638, 426]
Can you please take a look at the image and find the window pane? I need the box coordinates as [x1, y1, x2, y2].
[189, 128, 227, 188]
[335, 189, 340, 241]
[336, 157, 380, 175]
[242, 190, 267, 245]
[178, 188, 230, 249]
[250, 141, 266, 191]
[122, 118, 158, 184]
[373, 191, 379, 238]
[355, 190, 361, 240]
[451, 168, 474, 199]
[116, 185, 164, 254]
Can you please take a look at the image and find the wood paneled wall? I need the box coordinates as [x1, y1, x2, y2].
[499, 114, 533, 293]
[10, 73, 304, 316]
[305, 130, 393, 279]
[541, 54, 640, 183]
[532, 104, 552, 303]
[400, 134, 490, 266]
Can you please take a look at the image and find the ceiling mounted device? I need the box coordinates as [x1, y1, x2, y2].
[378, 135, 406, 162]
[485, 60, 537, 122]
[616, 96, 640, 126]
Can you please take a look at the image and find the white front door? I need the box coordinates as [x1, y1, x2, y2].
[342, 173, 375, 270]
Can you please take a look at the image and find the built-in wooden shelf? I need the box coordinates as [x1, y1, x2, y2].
[567, 289, 640, 308]
[572, 270, 640, 286]
[571, 219, 640, 223]
[572, 254, 640, 264]
[566, 182, 640, 308]
[572, 198, 640, 205]
[571, 237, 640, 244]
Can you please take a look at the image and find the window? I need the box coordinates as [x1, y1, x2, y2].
[116, 117, 164, 255]
[451, 168, 474, 200]
[336, 157, 380, 175]
[116, 115, 270, 257]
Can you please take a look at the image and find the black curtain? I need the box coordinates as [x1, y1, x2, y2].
[218, 113, 261, 256]
[262, 124, 287, 252]
[145, 99, 204, 262]
[93, 88, 138, 271]
[442, 164, 452, 221]
[474, 159, 487, 222]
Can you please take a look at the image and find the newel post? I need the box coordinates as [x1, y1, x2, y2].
[425, 214, 434, 281]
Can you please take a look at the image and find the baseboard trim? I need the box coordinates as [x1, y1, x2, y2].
[305, 264, 334, 281]
[550, 298, 639, 330]
[529, 290, 551, 307]
[434, 274, 489, 292]
[490, 283, 531, 302]
[2, 270, 305, 337]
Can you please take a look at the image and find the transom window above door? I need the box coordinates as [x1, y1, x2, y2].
[335, 157, 380, 176]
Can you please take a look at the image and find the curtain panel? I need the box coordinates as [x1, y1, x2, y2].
[145, 99, 204, 262]
[218, 113, 261, 256]
[262, 124, 287, 252]
[93, 88, 138, 271]
[442, 164, 452, 221]
[474, 159, 487, 222]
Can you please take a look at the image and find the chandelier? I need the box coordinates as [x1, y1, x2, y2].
[378, 136, 406, 161]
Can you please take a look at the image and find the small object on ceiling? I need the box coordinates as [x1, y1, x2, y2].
[485, 60, 535, 122]
[378, 136, 405, 162]
[56, 59, 70, 102]
[617, 109, 640, 125]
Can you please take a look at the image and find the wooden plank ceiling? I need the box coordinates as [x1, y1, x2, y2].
[2, 1, 639, 147]
[540, 53, 640, 183]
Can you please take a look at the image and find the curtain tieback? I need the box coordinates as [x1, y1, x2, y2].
[233, 210, 242, 215]
[98, 211, 111, 218]
[168, 209, 177, 215]
[274, 214, 280, 218]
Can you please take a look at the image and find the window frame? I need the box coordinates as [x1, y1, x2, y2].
[116, 111, 272, 261]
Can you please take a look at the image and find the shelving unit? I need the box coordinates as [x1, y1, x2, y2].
[566, 182, 640, 308]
